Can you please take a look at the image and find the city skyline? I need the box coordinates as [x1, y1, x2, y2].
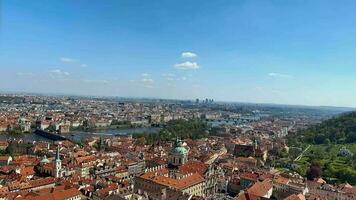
[2, 0, 356, 107]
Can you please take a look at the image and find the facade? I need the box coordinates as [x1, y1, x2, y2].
[59, 124, 70, 134]
[76, 165, 90, 178]
[273, 176, 309, 199]
[127, 160, 145, 176]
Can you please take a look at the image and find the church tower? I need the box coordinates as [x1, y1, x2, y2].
[53, 144, 62, 178]
[168, 137, 188, 167]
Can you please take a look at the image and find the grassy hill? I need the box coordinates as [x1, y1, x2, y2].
[287, 112, 356, 184]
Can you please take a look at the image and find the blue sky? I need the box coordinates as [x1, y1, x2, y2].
[1, 0, 356, 107]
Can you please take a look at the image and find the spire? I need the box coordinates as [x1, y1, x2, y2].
[53, 144, 62, 178]
[175, 137, 182, 147]
[56, 144, 60, 161]
[254, 139, 258, 149]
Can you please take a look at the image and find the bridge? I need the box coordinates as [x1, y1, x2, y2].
[34, 129, 67, 141]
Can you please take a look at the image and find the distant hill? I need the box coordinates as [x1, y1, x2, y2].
[293, 112, 356, 145]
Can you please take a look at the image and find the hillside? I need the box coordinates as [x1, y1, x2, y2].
[289, 112, 356, 146]
[286, 112, 356, 184]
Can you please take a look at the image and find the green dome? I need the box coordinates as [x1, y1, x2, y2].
[171, 138, 188, 155]
[171, 146, 188, 155]
[40, 155, 50, 164]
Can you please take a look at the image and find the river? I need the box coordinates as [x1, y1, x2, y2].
[0, 127, 160, 143]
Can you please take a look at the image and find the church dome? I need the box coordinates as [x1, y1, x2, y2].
[171, 138, 188, 155]
[40, 155, 50, 164]
[171, 146, 188, 155]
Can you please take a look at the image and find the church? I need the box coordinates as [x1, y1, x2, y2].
[134, 138, 217, 199]
[36, 145, 62, 178]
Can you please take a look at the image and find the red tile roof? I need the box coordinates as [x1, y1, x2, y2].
[247, 179, 273, 197]
[283, 194, 306, 200]
[140, 168, 204, 190]
[13, 185, 81, 200]
[178, 160, 208, 176]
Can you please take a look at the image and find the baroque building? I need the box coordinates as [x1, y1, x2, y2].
[134, 138, 217, 199]
[36, 145, 62, 178]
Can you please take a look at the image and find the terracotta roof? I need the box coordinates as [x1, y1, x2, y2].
[96, 183, 119, 198]
[274, 176, 290, 185]
[20, 166, 35, 177]
[240, 172, 259, 182]
[247, 179, 273, 197]
[140, 168, 204, 190]
[28, 177, 56, 189]
[0, 186, 9, 196]
[235, 192, 269, 200]
[342, 186, 356, 196]
[75, 155, 96, 164]
[14, 185, 81, 200]
[283, 194, 306, 200]
[178, 160, 208, 176]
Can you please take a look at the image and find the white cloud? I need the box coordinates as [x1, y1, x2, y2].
[268, 72, 291, 78]
[141, 73, 150, 77]
[163, 74, 177, 81]
[140, 77, 154, 88]
[162, 73, 176, 77]
[83, 79, 109, 84]
[166, 77, 176, 81]
[139, 76, 155, 88]
[163, 73, 187, 81]
[60, 57, 78, 63]
[174, 61, 200, 70]
[60, 57, 89, 68]
[141, 78, 154, 83]
[49, 69, 70, 78]
[181, 52, 197, 58]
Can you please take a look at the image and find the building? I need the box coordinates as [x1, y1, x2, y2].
[14, 184, 82, 200]
[134, 138, 215, 199]
[273, 176, 309, 199]
[235, 179, 273, 200]
[53, 145, 62, 178]
[37, 145, 62, 178]
[0, 156, 12, 166]
[233, 140, 267, 163]
[58, 124, 70, 134]
[168, 138, 188, 167]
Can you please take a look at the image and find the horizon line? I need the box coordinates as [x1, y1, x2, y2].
[0, 90, 355, 110]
